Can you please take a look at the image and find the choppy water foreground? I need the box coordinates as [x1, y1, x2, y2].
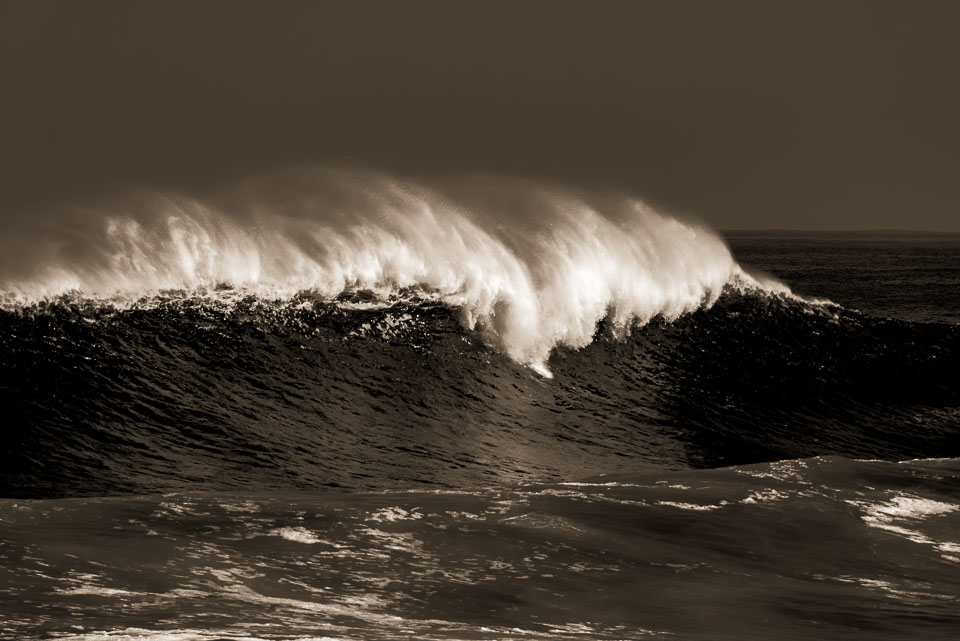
[3, 456, 958, 641]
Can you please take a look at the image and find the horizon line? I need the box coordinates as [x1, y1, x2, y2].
[720, 228, 960, 234]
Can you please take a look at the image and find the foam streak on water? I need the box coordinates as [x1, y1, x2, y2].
[1, 457, 958, 641]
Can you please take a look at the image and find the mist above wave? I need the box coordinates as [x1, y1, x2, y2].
[0, 168, 787, 369]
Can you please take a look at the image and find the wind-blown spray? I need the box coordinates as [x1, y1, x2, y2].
[0, 168, 781, 371]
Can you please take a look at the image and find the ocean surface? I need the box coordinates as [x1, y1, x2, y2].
[1, 172, 958, 640]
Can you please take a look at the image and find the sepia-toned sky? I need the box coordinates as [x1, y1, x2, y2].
[1, 0, 958, 230]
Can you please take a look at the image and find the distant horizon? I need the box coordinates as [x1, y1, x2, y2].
[721, 227, 960, 234]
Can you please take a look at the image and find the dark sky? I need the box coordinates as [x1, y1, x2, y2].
[1, 0, 958, 230]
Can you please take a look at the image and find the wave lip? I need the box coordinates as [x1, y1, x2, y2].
[0, 169, 792, 369]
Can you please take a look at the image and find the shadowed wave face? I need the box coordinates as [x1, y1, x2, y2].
[0, 169, 958, 499]
[2, 289, 958, 499]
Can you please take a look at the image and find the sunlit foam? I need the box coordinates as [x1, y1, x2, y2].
[0, 168, 797, 369]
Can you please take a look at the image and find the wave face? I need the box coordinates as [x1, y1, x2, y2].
[2, 288, 957, 499]
[0, 169, 767, 370]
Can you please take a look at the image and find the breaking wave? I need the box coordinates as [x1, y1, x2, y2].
[2, 285, 958, 499]
[0, 168, 790, 370]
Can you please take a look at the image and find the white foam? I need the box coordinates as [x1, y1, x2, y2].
[272, 526, 325, 544]
[863, 495, 958, 521]
[55, 586, 144, 597]
[366, 506, 423, 523]
[0, 168, 794, 370]
[656, 501, 723, 511]
[741, 489, 791, 504]
[849, 494, 960, 561]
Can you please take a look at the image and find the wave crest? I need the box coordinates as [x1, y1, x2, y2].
[0, 169, 787, 368]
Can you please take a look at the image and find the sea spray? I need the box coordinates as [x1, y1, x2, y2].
[0, 168, 775, 369]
